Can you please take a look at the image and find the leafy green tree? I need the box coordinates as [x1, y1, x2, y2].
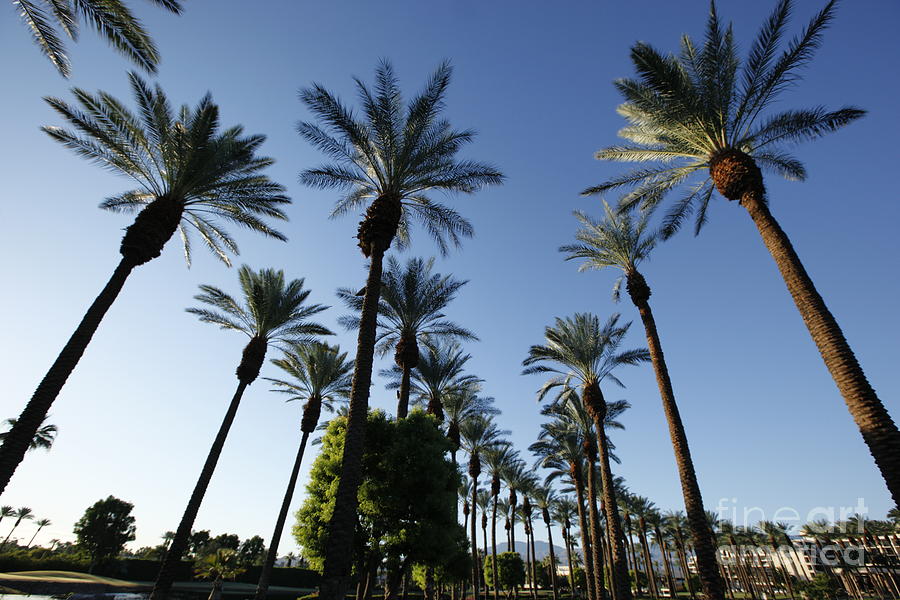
[338, 256, 476, 418]
[12, 0, 183, 77]
[795, 574, 839, 600]
[587, 0, 898, 505]
[0, 75, 290, 497]
[0, 417, 56, 451]
[297, 60, 502, 600]
[152, 267, 330, 599]
[254, 342, 353, 600]
[483, 552, 526, 599]
[293, 410, 464, 600]
[561, 202, 724, 600]
[195, 548, 246, 600]
[523, 313, 648, 600]
[73, 496, 136, 570]
[238, 536, 266, 566]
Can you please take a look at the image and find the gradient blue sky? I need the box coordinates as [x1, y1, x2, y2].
[1, 0, 897, 555]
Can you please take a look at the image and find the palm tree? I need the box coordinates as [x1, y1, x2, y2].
[483, 445, 517, 600]
[759, 521, 796, 599]
[629, 496, 660, 600]
[587, 0, 899, 503]
[298, 60, 502, 600]
[648, 512, 677, 598]
[254, 342, 353, 600]
[531, 417, 596, 600]
[151, 267, 330, 599]
[195, 548, 245, 600]
[501, 459, 529, 556]
[26, 518, 51, 548]
[0, 506, 13, 528]
[477, 488, 492, 597]
[532, 484, 560, 600]
[0, 75, 289, 496]
[12, 0, 183, 77]
[1, 506, 33, 548]
[461, 415, 509, 600]
[552, 497, 580, 597]
[0, 417, 57, 451]
[561, 202, 725, 600]
[523, 313, 648, 600]
[338, 256, 476, 418]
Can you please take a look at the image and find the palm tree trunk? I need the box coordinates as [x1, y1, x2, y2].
[151, 380, 249, 600]
[624, 518, 642, 597]
[593, 429, 631, 600]
[255, 431, 311, 600]
[637, 522, 658, 600]
[544, 514, 560, 600]
[562, 526, 577, 598]
[740, 193, 900, 504]
[527, 516, 538, 600]
[483, 514, 489, 600]
[473, 480, 481, 600]
[492, 496, 500, 600]
[0, 258, 135, 495]
[627, 269, 727, 600]
[654, 529, 675, 598]
[26, 524, 45, 548]
[574, 478, 597, 600]
[319, 245, 387, 600]
[397, 365, 412, 419]
[585, 461, 607, 600]
[2, 519, 22, 548]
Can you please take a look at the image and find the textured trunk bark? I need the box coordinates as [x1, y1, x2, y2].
[592, 423, 631, 600]
[0, 258, 135, 495]
[397, 364, 412, 419]
[740, 192, 900, 504]
[627, 270, 726, 600]
[574, 475, 596, 600]
[472, 480, 481, 600]
[585, 460, 606, 600]
[482, 515, 489, 600]
[255, 431, 311, 600]
[152, 380, 250, 599]
[319, 247, 387, 600]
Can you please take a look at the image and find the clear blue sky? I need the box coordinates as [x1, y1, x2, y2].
[1, 0, 897, 554]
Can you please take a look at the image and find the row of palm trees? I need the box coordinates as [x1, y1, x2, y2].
[0, 505, 52, 549]
[4, 5, 898, 600]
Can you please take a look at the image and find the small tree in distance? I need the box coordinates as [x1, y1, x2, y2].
[73, 496, 136, 571]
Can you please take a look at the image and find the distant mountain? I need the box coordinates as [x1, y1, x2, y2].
[497, 541, 569, 564]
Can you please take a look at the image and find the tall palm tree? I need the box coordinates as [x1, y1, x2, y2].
[338, 256, 476, 418]
[254, 342, 353, 600]
[1, 506, 33, 548]
[477, 488, 492, 597]
[12, 0, 183, 77]
[552, 497, 580, 598]
[298, 60, 502, 600]
[648, 512, 677, 598]
[0, 417, 57, 451]
[461, 415, 509, 600]
[152, 267, 330, 599]
[483, 445, 517, 600]
[759, 521, 796, 599]
[532, 484, 560, 600]
[501, 459, 529, 556]
[26, 518, 51, 548]
[0, 74, 289, 496]
[629, 496, 660, 600]
[523, 313, 648, 600]
[586, 0, 899, 503]
[561, 202, 725, 600]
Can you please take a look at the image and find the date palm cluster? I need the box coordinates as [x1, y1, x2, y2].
[2, 2, 898, 600]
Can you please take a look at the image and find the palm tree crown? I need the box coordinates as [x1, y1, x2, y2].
[44, 73, 290, 267]
[187, 266, 332, 384]
[560, 201, 657, 302]
[585, 0, 864, 237]
[298, 60, 503, 256]
[266, 342, 353, 433]
[13, 0, 183, 77]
